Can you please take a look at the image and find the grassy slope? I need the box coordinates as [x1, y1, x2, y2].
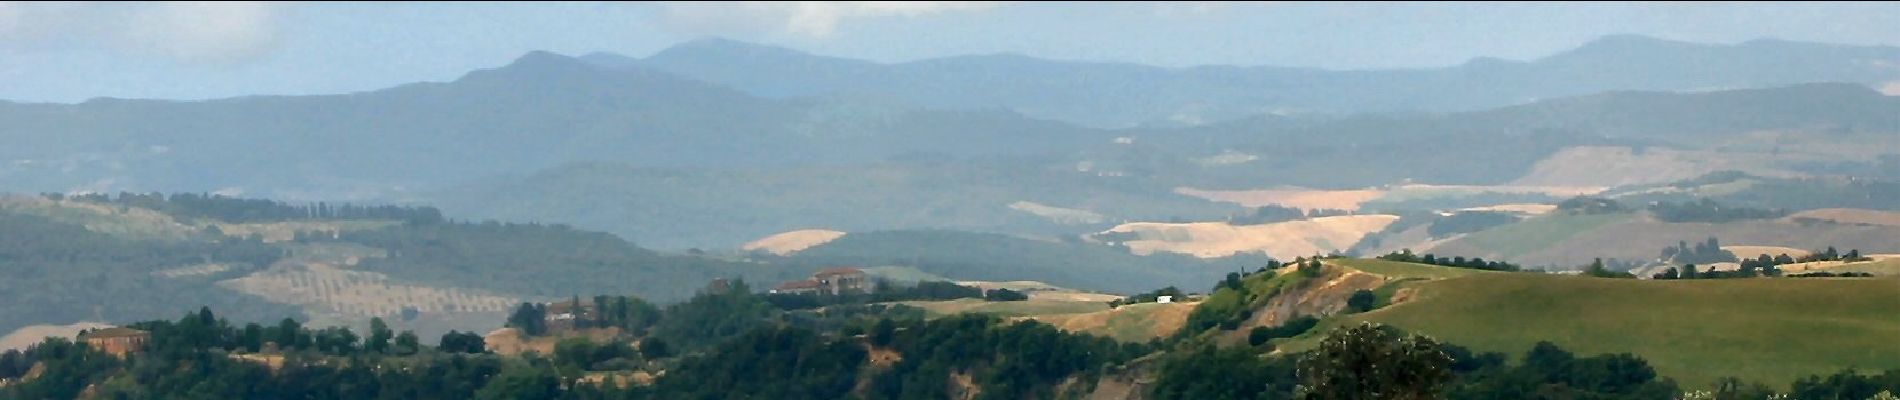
[1432, 213, 1631, 260]
[1318, 263, 1900, 388]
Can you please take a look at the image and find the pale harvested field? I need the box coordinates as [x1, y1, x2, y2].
[741, 229, 846, 255]
[0, 195, 196, 239]
[214, 220, 399, 243]
[1102, 215, 1399, 258]
[0, 322, 110, 352]
[1007, 201, 1106, 225]
[1029, 301, 1196, 342]
[1388, 184, 1604, 199]
[1789, 208, 1900, 227]
[1511, 146, 1793, 187]
[1457, 203, 1559, 215]
[219, 262, 517, 317]
[1173, 187, 1385, 211]
[1722, 245, 1812, 260]
[153, 263, 234, 278]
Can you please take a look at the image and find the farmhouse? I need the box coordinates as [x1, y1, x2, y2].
[771, 267, 872, 295]
[80, 327, 149, 357]
[770, 279, 824, 295]
[543, 299, 598, 331]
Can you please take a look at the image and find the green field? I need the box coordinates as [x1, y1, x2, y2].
[1311, 265, 1900, 388]
[1331, 258, 1494, 280]
[1446, 213, 1631, 259]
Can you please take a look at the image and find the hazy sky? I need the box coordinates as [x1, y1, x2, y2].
[4, 1, 1900, 103]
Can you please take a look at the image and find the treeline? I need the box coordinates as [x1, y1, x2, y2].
[764, 280, 984, 310]
[642, 314, 1149, 400]
[1660, 237, 1739, 265]
[2, 308, 500, 399]
[1378, 250, 1524, 271]
[1153, 325, 1683, 400]
[1226, 205, 1351, 225]
[1558, 197, 1627, 214]
[1653, 245, 1872, 280]
[0, 213, 300, 335]
[1648, 198, 1787, 223]
[56, 192, 444, 224]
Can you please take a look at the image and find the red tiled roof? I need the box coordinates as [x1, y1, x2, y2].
[813, 267, 864, 277]
[80, 327, 148, 339]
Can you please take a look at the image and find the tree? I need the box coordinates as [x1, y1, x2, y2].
[366, 317, 393, 354]
[1296, 322, 1452, 400]
[1346, 290, 1377, 313]
[393, 331, 420, 355]
[639, 337, 672, 360]
[870, 318, 896, 347]
[439, 330, 486, 354]
[984, 288, 1028, 302]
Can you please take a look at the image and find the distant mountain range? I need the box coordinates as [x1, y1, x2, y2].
[2, 35, 1899, 249]
[585, 35, 1900, 128]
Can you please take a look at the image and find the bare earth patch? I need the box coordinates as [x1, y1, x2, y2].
[1722, 245, 1812, 260]
[741, 229, 847, 255]
[1007, 201, 1106, 225]
[1173, 187, 1384, 211]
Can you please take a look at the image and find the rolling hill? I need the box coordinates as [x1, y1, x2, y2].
[598, 35, 1900, 129]
[0, 51, 1098, 199]
[1322, 260, 1900, 388]
[1163, 258, 1900, 389]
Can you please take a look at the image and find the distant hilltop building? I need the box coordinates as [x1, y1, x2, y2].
[79, 327, 149, 357]
[543, 299, 597, 332]
[771, 267, 871, 296]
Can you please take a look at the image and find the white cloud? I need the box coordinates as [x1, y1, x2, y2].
[1155, 1, 1277, 18]
[124, 2, 280, 63]
[658, 1, 1004, 38]
[0, 1, 283, 64]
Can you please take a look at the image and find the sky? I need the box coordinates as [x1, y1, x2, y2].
[4, 1, 1900, 103]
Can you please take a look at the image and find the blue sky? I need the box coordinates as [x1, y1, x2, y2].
[4, 1, 1900, 103]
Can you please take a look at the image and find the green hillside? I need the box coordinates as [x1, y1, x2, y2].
[1319, 261, 1900, 388]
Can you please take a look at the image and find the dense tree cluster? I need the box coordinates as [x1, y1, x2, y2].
[982, 288, 1029, 302]
[1558, 197, 1626, 214]
[1787, 271, 1876, 278]
[1378, 250, 1523, 271]
[59, 192, 444, 224]
[1659, 237, 1739, 265]
[764, 280, 983, 310]
[1248, 316, 1321, 346]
